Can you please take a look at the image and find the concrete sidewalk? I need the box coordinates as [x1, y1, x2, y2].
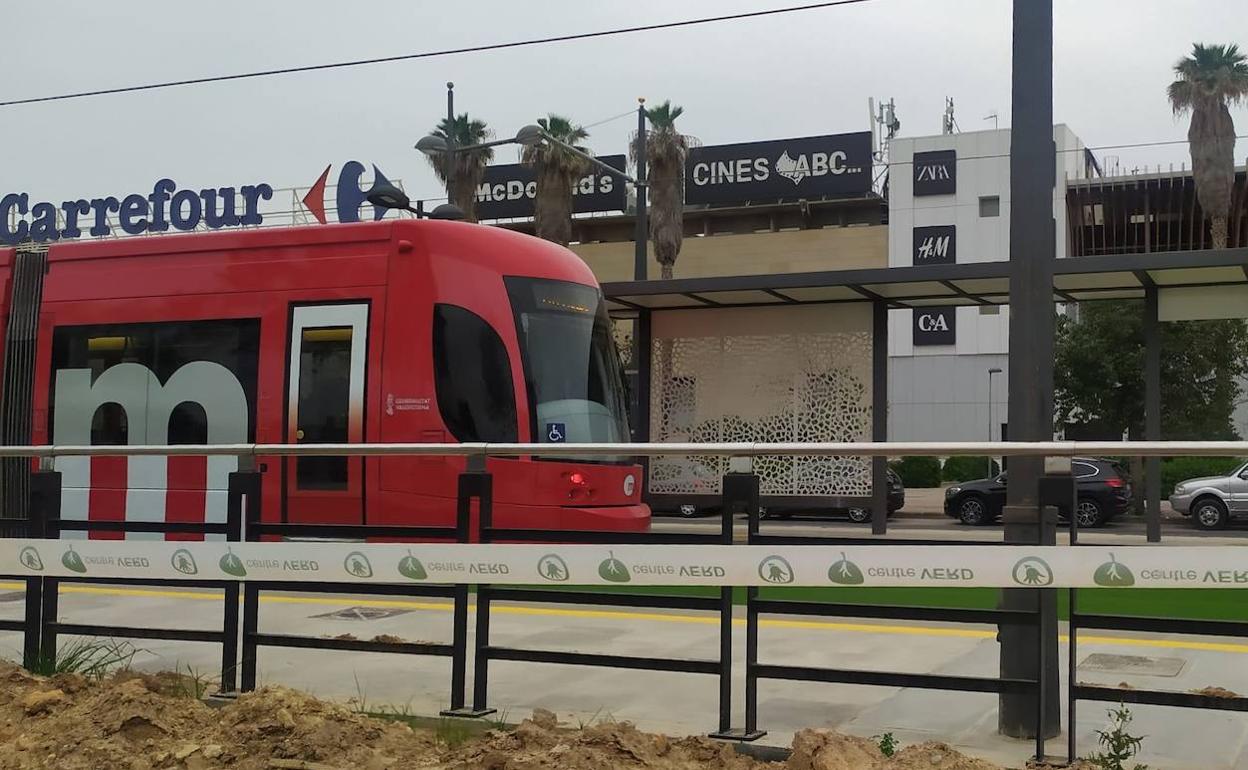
[2, 583, 1246, 769]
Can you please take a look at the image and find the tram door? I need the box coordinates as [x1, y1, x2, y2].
[283, 303, 369, 524]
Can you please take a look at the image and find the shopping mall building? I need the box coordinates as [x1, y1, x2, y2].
[484, 123, 1248, 509]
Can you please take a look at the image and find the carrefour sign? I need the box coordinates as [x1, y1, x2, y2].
[1, 179, 275, 246]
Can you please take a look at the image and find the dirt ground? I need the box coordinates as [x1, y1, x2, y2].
[0, 663, 1034, 769]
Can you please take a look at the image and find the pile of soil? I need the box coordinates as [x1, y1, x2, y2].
[0, 662, 1019, 769]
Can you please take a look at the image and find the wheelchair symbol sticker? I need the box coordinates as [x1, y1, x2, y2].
[546, 422, 566, 443]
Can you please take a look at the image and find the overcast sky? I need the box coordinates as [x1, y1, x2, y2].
[2, 0, 1245, 208]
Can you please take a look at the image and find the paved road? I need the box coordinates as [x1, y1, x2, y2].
[3, 580, 1247, 769]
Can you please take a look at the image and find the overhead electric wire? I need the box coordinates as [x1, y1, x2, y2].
[0, 0, 875, 108]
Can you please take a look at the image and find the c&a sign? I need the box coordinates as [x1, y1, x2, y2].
[913, 306, 956, 346]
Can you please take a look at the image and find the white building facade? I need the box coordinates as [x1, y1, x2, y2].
[885, 125, 1090, 441]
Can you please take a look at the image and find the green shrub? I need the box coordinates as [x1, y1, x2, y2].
[941, 455, 999, 483]
[1161, 456, 1244, 497]
[889, 456, 942, 488]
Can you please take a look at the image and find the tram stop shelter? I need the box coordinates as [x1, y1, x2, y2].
[603, 246, 1248, 539]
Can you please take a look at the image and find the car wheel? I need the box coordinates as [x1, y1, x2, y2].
[679, 504, 699, 518]
[1074, 498, 1105, 528]
[957, 496, 990, 526]
[1192, 497, 1229, 531]
[847, 507, 871, 524]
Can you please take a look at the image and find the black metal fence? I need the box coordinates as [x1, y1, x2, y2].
[5, 456, 1247, 765]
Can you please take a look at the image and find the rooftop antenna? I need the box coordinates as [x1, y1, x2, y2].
[984, 111, 999, 130]
[942, 97, 957, 134]
[870, 97, 900, 161]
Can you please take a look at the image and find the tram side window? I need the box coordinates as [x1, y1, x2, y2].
[432, 305, 518, 443]
[296, 327, 352, 490]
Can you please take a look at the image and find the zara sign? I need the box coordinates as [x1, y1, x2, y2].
[912, 150, 957, 196]
[913, 306, 957, 346]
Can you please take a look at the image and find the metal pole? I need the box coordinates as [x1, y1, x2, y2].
[1144, 286, 1162, 543]
[1000, 0, 1060, 742]
[635, 99, 649, 280]
[445, 82, 456, 206]
[871, 300, 889, 535]
[988, 371, 994, 478]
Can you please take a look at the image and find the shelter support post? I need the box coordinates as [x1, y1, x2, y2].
[1144, 286, 1162, 543]
[1001, 0, 1060, 743]
[871, 299, 888, 535]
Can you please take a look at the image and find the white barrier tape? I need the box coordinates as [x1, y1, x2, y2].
[4, 540, 1248, 589]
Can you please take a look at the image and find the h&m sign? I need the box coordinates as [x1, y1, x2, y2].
[685, 132, 872, 205]
[474, 155, 627, 220]
[912, 225, 956, 265]
[913, 306, 956, 346]
[913, 150, 956, 196]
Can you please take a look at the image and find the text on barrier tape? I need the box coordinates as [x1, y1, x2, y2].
[4, 540, 1248, 589]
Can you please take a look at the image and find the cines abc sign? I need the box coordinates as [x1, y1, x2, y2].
[685, 132, 872, 205]
[1, 161, 400, 245]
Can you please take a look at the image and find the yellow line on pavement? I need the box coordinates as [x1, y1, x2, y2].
[6, 582, 1248, 654]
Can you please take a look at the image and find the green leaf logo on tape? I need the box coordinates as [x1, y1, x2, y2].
[61, 546, 87, 574]
[219, 548, 247, 577]
[828, 552, 864, 585]
[1093, 553, 1134, 587]
[538, 554, 569, 582]
[344, 551, 373, 579]
[19, 546, 43, 572]
[598, 551, 631, 583]
[1012, 556, 1053, 587]
[398, 552, 428, 581]
[171, 549, 198, 576]
[759, 555, 794, 584]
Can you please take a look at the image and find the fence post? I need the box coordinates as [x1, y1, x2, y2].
[443, 456, 495, 717]
[1040, 460, 1077, 763]
[465, 454, 497, 717]
[35, 462, 61, 670]
[24, 467, 59, 670]
[235, 463, 262, 692]
[711, 458, 764, 741]
[218, 459, 253, 695]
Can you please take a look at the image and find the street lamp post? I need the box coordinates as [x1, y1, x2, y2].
[988, 367, 1003, 477]
[634, 98, 648, 281]
[444, 82, 456, 207]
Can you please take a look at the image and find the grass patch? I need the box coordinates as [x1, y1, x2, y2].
[27, 638, 139, 679]
[511, 585, 1248, 623]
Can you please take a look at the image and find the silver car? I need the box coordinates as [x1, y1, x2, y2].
[1170, 460, 1248, 530]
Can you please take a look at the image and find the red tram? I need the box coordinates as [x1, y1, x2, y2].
[0, 219, 648, 537]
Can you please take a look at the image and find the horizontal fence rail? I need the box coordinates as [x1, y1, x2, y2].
[0, 440, 1244, 458]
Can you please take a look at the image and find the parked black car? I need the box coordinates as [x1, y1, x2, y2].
[943, 458, 1131, 527]
[844, 469, 906, 523]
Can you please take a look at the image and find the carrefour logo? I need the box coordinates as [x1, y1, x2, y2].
[302, 161, 396, 225]
[1, 179, 274, 246]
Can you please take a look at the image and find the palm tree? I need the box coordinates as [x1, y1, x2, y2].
[1167, 43, 1248, 249]
[522, 115, 590, 245]
[427, 113, 494, 222]
[632, 100, 697, 279]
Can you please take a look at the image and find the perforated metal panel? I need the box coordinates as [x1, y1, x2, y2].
[648, 304, 872, 497]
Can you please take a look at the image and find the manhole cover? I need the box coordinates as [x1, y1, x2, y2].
[1079, 653, 1185, 677]
[0, 591, 26, 603]
[311, 606, 412, 621]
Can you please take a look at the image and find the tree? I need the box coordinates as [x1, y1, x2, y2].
[1167, 43, 1248, 249]
[1054, 300, 1248, 441]
[426, 113, 494, 222]
[522, 114, 590, 246]
[632, 100, 697, 279]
